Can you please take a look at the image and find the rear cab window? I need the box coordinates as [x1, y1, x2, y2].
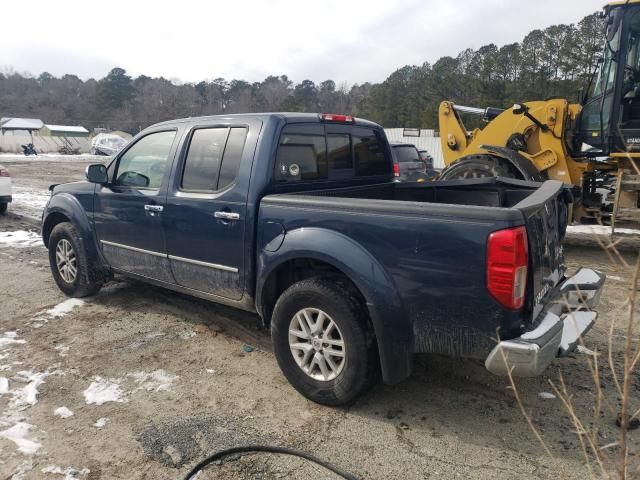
[274, 123, 390, 183]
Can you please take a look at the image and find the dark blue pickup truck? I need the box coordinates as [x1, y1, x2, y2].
[42, 113, 604, 405]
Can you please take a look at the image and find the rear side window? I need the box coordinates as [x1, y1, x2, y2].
[181, 126, 248, 191]
[219, 127, 248, 190]
[394, 146, 421, 163]
[275, 124, 390, 182]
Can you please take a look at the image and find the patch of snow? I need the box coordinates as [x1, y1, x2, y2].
[576, 345, 597, 356]
[83, 377, 125, 405]
[53, 407, 74, 419]
[0, 376, 8, 394]
[0, 231, 41, 248]
[10, 459, 34, 479]
[0, 331, 27, 349]
[46, 299, 85, 319]
[566, 225, 640, 236]
[93, 417, 108, 428]
[54, 345, 70, 356]
[9, 371, 49, 411]
[206, 369, 215, 374]
[0, 422, 41, 454]
[179, 330, 196, 339]
[128, 369, 176, 392]
[538, 392, 556, 400]
[10, 186, 51, 221]
[608, 275, 624, 282]
[42, 465, 90, 479]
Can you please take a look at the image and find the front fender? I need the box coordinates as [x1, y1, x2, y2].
[257, 227, 413, 384]
[42, 193, 104, 267]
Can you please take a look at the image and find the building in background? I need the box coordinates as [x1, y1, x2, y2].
[0, 117, 44, 138]
[41, 124, 90, 138]
[383, 128, 444, 169]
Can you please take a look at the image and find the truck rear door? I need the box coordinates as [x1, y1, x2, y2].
[515, 180, 570, 320]
[162, 119, 261, 300]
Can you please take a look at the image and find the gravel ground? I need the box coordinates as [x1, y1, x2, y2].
[0, 161, 638, 479]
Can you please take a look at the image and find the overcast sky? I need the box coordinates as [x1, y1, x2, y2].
[1, 0, 604, 85]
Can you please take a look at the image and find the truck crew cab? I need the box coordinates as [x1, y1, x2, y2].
[42, 113, 604, 405]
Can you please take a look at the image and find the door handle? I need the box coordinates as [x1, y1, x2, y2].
[144, 204, 164, 212]
[214, 211, 240, 221]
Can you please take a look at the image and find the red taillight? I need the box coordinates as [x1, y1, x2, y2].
[487, 226, 528, 310]
[393, 163, 400, 177]
[320, 113, 355, 124]
[0, 168, 9, 177]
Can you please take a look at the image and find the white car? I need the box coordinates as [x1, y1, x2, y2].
[0, 165, 12, 214]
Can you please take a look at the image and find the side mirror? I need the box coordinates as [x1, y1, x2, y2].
[85, 164, 108, 184]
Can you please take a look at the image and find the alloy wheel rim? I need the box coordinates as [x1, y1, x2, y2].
[288, 308, 346, 381]
[55, 239, 77, 284]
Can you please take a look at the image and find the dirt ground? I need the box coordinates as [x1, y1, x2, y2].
[0, 160, 639, 479]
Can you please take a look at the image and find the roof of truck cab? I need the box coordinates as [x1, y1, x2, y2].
[149, 112, 381, 129]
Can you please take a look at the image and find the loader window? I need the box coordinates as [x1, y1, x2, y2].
[621, 10, 640, 129]
[577, 7, 622, 150]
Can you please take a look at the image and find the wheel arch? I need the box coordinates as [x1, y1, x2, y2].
[42, 194, 104, 268]
[257, 227, 413, 384]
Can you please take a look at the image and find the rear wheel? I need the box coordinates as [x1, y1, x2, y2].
[48, 222, 102, 297]
[271, 277, 379, 406]
[439, 154, 520, 180]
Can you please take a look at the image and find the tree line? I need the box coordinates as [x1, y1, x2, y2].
[0, 11, 603, 134]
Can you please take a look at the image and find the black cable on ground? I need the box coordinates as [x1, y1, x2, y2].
[182, 445, 359, 480]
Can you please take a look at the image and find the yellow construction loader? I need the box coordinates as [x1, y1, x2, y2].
[438, 0, 640, 231]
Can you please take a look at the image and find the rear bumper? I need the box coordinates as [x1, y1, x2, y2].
[485, 268, 605, 376]
[0, 195, 11, 203]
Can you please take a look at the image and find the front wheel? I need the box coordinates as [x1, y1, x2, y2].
[48, 222, 102, 297]
[271, 277, 379, 406]
[0, 202, 7, 215]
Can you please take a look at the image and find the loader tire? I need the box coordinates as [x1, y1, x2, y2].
[439, 154, 521, 180]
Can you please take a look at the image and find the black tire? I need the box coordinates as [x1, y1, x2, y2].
[439, 154, 521, 180]
[271, 277, 379, 406]
[0, 202, 7, 215]
[48, 222, 102, 297]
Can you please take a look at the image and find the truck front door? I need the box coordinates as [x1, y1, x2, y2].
[93, 129, 178, 283]
[163, 120, 259, 300]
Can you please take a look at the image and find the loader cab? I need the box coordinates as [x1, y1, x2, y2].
[576, 3, 640, 155]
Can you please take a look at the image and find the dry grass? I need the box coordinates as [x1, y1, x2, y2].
[505, 237, 639, 479]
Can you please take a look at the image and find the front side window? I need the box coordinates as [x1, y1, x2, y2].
[115, 131, 176, 189]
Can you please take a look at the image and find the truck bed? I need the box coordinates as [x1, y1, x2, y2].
[259, 177, 568, 360]
[281, 176, 555, 207]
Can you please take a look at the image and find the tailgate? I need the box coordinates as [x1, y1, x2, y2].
[515, 180, 571, 321]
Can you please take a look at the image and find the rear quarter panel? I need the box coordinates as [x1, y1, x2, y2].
[257, 196, 527, 365]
